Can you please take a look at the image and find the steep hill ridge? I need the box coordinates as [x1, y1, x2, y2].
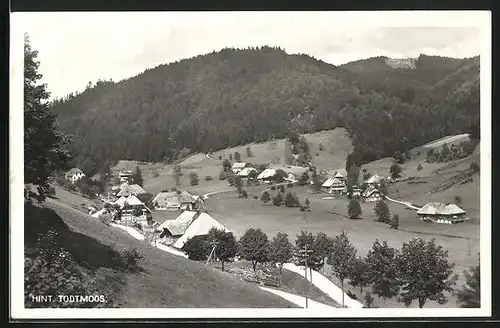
[49, 47, 479, 175]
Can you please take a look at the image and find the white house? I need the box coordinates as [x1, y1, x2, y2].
[257, 168, 277, 183]
[119, 169, 133, 183]
[322, 177, 346, 195]
[173, 212, 230, 249]
[364, 172, 385, 188]
[237, 167, 257, 178]
[65, 168, 85, 183]
[231, 162, 247, 174]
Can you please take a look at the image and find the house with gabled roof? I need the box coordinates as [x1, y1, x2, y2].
[417, 202, 467, 224]
[152, 190, 203, 211]
[362, 187, 382, 203]
[173, 212, 230, 249]
[116, 183, 147, 198]
[115, 194, 152, 225]
[322, 177, 346, 195]
[65, 168, 85, 183]
[231, 162, 247, 174]
[364, 172, 385, 188]
[257, 168, 277, 183]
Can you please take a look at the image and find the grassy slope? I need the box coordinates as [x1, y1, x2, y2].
[27, 193, 296, 308]
[112, 127, 353, 196]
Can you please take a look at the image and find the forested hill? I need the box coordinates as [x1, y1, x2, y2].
[49, 46, 479, 176]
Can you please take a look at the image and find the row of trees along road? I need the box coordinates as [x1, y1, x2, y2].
[183, 226, 479, 308]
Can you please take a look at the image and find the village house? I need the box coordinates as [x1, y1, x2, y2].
[417, 202, 467, 224]
[364, 172, 385, 188]
[152, 190, 203, 211]
[237, 167, 257, 181]
[257, 168, 277, 184]
[231, 162, 247, 174]
[173, 212, 230, 249]
[322, 177, 346, 195]
[362, 187, 383, 202]
[116, 183, 147, 198]
[152, 191, 181, 211]
[273, 164, 309, 181]
[156, 210, 200, 245]
[65, 168, 85, 183]
[113, 194, 152, 226]
[350, 185, 362, 198]
[119, 169, 133, 183]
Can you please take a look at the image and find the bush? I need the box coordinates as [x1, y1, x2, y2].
[219, 171, 227, 180]
[417, 164, 423, 172]
[271, 186, 276, 191]
[241, 190, 248, 198]
[189, 172, 199, 186]
[261, 191, 271, 204]
[455, 196, 462, 204]
[205, 175, 213, 181]
[183, 235, 211, 261]
[319, 143, 324, 151]
[273, 193, 283, 206]
[285, 192, 300, 207]
[364, 292, 375, 308]
[219, 156, 222, 160]
[45, 186, 56, 197]
[120, 246, 144, 271]
[253, 195, 258, 199]
[300, 206, 306, 212]
[98, 213, 113, 226]
[470, 161, 480, 173]
[316, 153, 319, 156]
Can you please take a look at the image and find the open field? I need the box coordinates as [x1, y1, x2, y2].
[27, 195, 296, 308]
[112, 127, 352, 196]
[204, 184, 479, 308]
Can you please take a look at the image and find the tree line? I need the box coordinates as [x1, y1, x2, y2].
[48, 46, 479, 177]
[182, 227, 479, 308]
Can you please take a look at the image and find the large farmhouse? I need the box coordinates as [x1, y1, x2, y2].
[113, 194, 152, 226]
[116, 183, 147, 198]
[417, 202, 467, 224]
[65, 168, 85, 183]
[364, 172, 385, 188]
[173, 212, 230, 249]
[322, 177, 346, 195]
[257, 168, 277, 184]
[152, 191, 203, 211]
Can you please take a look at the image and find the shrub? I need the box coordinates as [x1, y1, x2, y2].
[205, 175, 213, 181]
[171, 187, 177, 192]
[120, 246, 144, 271]
[316, 153, 319, 156]
[219, 156, 222, 160]
[300, 206, 306, 212]
[261, 191, 271, 204]
[241, 190, 248, 198]
[45, 186, 56, 197]
[189, 172, 199, 186]
[219, 171, 227, 180]
[285, 192, 300, 207]
[389, 164, 402, 179]
[279, 185, 285, 193]
[253, 195, 258, 199]
[347, 199, 362, 219]
[246, 146, 253, 158]
[99, 213, 113, 226]
[455, 196, 462, 204]
[470, 161, 480, 173]
[364, 292, 375, 308]
[271, 186, 276, 191]
[183, 235, 211, 261]
[390, 214, 399, 230]
[347, 290, 358, 300]
[319, 143, 324, 151]
[273, 193, 283, 206]
[417, 164, 423, 172]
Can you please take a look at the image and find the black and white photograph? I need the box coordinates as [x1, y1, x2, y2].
[10, 10, 491, 319]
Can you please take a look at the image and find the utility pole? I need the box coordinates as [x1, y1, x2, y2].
[206, 240, 218, 266]
[468, 237, 471, 256]
[299, 244, 313, 309]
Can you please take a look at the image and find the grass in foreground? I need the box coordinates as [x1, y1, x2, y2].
[26, 197, 296, 308]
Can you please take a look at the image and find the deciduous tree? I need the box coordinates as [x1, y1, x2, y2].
[349, 257, 370, 294]
[207, 228, 237, 271]
[396, 238, 458, 308]
[268, 232, 293, 274]
[238, 228, 270, 272]
[260, 190, 271, 204]
[373, 200, 391, 223]
[389, 164, 402, 179]
[365, 240, 400, 303]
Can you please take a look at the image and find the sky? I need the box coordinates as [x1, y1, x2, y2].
[13, 11, 485, 100]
